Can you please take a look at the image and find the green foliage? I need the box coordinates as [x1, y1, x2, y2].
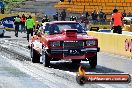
[3, 0, 10, 4]
[3, 0, 26, 13]
[4, 0, 26, 3]
[103, 27, 107, 29]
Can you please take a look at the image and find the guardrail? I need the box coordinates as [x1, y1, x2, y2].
[87, 31, 132, 58]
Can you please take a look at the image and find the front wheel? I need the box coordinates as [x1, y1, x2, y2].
[31, 48, 40, 63]
[42, 51, 51, 67]
[89, 54, 97, 68]
[0, 33, 4, 37]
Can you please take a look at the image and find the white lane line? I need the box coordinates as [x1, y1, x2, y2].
[65, 71, 76, 76]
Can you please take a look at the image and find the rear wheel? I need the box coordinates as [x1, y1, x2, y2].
[31, 48, 40, 63]
[72, 59, 81, 64]
[89, 54, 97, 68]
[0, 33, 4, 37]
[30, 46, 33, 58]
[42, 51, 51, 67]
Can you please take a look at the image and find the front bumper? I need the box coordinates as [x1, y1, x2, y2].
[46, 48, 100, 59]
[50, 48, 100, 54]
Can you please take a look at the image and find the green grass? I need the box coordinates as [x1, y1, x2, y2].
[4, 0, 26, 3]
[3, 0, 27, 13]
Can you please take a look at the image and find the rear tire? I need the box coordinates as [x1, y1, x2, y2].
[0, 33, 4, 37]
[89, 54, 97, 68]
[42, 51, 51, 67]
[30, 46, 33, 58]
[31, 48, 40, 63]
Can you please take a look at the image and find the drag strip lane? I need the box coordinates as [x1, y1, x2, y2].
[1, 55, 101, 88]
[0, 39, 132, 88]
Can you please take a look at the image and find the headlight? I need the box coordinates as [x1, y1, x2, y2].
[50, 41, 60, 47]
[86, 40, 96, 46]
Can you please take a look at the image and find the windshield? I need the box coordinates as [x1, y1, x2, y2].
[45, 23, 86, 35]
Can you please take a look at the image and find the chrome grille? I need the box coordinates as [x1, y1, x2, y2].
[63, 41, 84, 48]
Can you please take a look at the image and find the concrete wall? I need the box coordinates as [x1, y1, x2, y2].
[87, 31, 132, 58]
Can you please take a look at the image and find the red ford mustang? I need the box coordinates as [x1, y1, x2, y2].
[29, 21, 100, 68]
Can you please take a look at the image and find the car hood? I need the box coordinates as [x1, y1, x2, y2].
[43, 33, 97, 41]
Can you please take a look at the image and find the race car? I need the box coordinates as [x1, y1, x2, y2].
[29, 21, 100, 68]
